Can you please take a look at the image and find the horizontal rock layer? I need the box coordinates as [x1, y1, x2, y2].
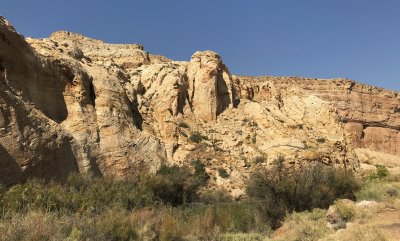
[236, 76, 400, 155]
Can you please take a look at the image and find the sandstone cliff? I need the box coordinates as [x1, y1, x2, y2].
[237, 76, 400, 173]
[0, 17, 165, 185]
[1, 17, 399, 195]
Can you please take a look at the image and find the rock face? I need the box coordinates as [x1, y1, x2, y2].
[188, 51, 237, 121]
[0, 17, 165, 185]
[0, 17, 399, 194]
[237, 76, 400, 172]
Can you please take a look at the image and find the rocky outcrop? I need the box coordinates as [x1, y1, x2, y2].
[0, 17, 79, 185]
[188, 51, 237, 121]
[49, 31, 151, 69]
[0, 16, 399, 194]
[0, 16, 165, 184]
[236, 76, 400, 170]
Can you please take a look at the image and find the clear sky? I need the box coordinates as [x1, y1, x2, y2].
[2, 0, 400, 91]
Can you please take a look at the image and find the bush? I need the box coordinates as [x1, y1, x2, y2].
[189, 132, 203, 143]
[343, 225, 387, 241]
[148, 164, 209, 206]
[356, 181, 400, 201]
[191, 160, 209, 181]
[218, 168, 230, 178]
[334, 200, 356, 222]
[0, 211, 68, 241]
[172, 201, 265, 237]
[253, 155, 266, 164]
[160, 214, 184, 241]
[369, 165, 389, 180]
[200, 190, 232, 204]
[0, 175, 155, 215]
[193, 207, 222, 240]
[0, 164, 210, 214]
[95, 209, 138, 241]
[189, 131, 208, 143]
[386, 187, 399, 197]
[1, 179, 65, 214]
[273, 209, 333, 241]
[246, 157, 360, 228]
[213, 202, 258, 233]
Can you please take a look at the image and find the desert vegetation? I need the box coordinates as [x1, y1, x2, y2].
[0, 160, 399, 241]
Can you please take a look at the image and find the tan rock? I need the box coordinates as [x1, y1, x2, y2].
[0, 17, 165, 183]
[188, 51, 237, 121]
[0, 16, 399, 196]
[238, 76, 400, 168]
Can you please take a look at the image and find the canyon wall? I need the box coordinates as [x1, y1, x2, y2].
[1, 16, 399, 194]
[237, 76, 400, 171]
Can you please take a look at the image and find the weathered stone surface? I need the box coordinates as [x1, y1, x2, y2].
[188, 51, 237, 121]
[0, 17, 165, 183]
[0, 16, 399, 194]
[236, 76, 400, 171]
[0, 17, 79, 184]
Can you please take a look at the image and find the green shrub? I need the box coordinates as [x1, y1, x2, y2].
[63, 176, 154, 213]
[148, 164, 209, 206]
[218, 168, 230, 178]
[369, 165, 389, 180]
[1, 179, 65, 213]
[189, 131, 208, 143]
[213, 202, 258, 233]
[191, 160, 209, 181]
[0, 175, 155, 215]
[246, 157, 360, 228]
[189, 132, 203, 143]
[316, 137, 326, 143]
[190, 160, 210, 187]
[356, 182, 400, 201]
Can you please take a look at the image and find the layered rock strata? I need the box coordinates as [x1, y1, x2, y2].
[1, 16, 399, 194]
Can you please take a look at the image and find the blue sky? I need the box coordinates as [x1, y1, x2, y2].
[2, 0, 400, 90]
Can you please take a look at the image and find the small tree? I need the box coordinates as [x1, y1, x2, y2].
[246, 156, 360, 228]
[148, 163, 209, 206]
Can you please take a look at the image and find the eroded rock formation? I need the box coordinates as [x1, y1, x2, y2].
[0, 17, 399, 194]
[236, 76, 400, 172]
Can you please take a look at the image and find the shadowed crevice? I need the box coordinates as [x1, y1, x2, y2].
[0, 144, 24, 186]
[216, 70, 231, 116]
